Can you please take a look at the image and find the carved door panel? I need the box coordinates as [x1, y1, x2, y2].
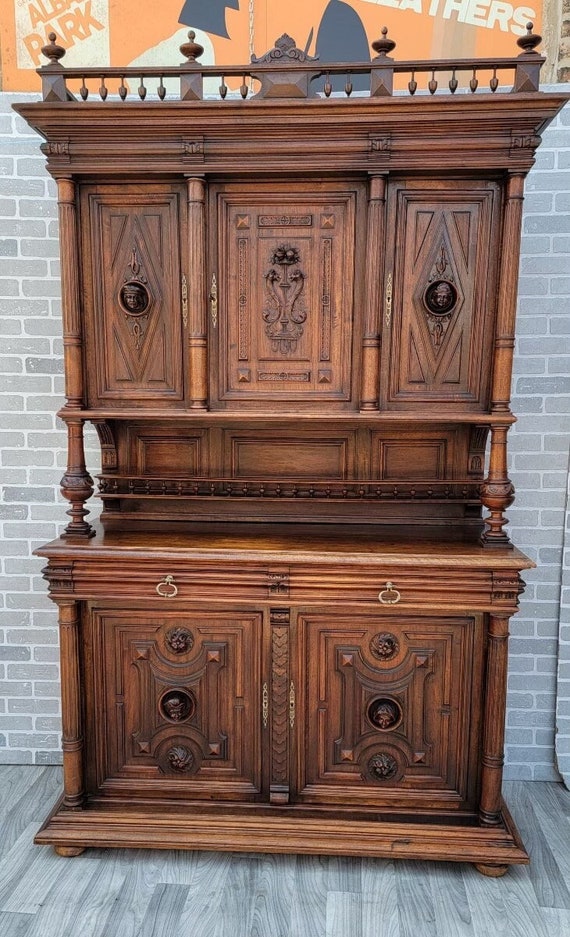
[294, 611, 483, 811]
[211, 183, 362, 408]
[382, 181, 500, 409]
[87, 607, 263, 801]
[82, 184, 186, 407]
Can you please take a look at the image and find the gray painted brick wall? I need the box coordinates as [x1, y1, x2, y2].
[0, 91, 569, 783]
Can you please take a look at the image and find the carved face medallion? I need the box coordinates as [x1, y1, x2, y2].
[159, 689, 195, 723]
[367, 697, 402, 731]
[424, 279, 457, 316]
[119, 280, 150, 316]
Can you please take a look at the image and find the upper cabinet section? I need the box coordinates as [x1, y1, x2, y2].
[211, 183, 362, 410]
[382, 180, 500, 411]
[13, 25, 569, 426]
[81, 184, 186, 408]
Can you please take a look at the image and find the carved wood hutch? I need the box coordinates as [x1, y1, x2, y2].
[15, 24, 568, 875]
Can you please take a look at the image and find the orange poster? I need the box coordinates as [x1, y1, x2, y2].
[1, 0, 543, 92]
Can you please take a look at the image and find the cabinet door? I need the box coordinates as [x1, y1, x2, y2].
[210, 183, 363, 408]
[294, 611, 483, 812]
[86, 607, 263, 802]
[82, 184, 186, 407]
[382, 180, 500, 409]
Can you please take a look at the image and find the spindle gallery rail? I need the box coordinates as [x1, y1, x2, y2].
[97, 477, 481, 503]
[38, 24, 545, 103]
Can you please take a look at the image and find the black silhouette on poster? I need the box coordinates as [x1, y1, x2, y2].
[178, 0, 370, 90]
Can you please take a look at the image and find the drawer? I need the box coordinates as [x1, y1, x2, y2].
[46, 558, 522, 612]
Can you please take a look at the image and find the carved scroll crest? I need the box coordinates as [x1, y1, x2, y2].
[251, 35, 321, 98]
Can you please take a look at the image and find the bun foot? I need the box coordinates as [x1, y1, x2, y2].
[474, 862, 509, 877]
[54, 845, 86, 857]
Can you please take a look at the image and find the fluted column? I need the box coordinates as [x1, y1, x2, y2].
[360, 174, 387, 411]
[479, 613, 510, 826]
[490, 172, 525, 414]
[58, 600, 85, 810]
[187, 176, 208, 409]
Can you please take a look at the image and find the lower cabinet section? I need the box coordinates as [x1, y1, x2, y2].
[82, 603, 483, 816]
[34, 561, 531, 870]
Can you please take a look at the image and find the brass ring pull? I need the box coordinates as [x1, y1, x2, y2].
[378, 581, 401, 605]
[156, 574, 178, 598]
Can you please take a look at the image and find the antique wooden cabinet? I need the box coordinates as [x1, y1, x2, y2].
[15, 25, 569, 874]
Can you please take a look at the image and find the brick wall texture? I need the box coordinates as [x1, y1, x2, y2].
[1, 91, 569, 783]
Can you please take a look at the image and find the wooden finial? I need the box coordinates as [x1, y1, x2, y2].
[517, 22, 541, 54]
[371, 26, 396, 58]
[41, 33, 66, 65]
[180, 30, 204, 63]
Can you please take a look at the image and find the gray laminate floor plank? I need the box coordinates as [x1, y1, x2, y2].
[507, 782, 570, 910]
[396, 860, 438, 937]
[0, 767, 61, 859]
[325, 891, 362, 937]
[428, 863, 475, 937]
[462, 866, 511, 936]
[0, 910, 35, 937]
[361, 858, 400, 937]
[249, 853, 294, 937]
[541, 907, 570, 937]
[326, 855, 362, 893]
[290, 853, 328, 937]
[55, 848, 129, 937]
[22, 847, 105, 937]
[0, 824, 70, 914]
[97, 849, 179, 937]
[500, 864, 557, 937]
[177, 850, 232, 937]
[212, 855, 259, 937]
[0, 766, 44, 819]
[524, 792, 570, 885]
[137, 883, 190, 937]
[519, 778, 570, 818]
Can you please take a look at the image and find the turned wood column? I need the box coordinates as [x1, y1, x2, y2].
[479, 612, 510, 826]
[360, 174, 387, 411]
[480, 424, 515, 547]
[57, 600, 85, 809]
[490, 172, 525, 414]
[57, 178, 94, 538]
[187, 176, 208, 409]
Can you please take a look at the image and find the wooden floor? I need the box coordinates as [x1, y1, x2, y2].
[0, 768, 568, 937]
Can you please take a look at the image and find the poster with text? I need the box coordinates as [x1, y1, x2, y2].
[1, 0, 543, 92]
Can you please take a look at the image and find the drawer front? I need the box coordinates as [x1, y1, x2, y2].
[69, 561, 501, 611]
[294, 611, 484, 812]
[85, 607, 263, 802]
